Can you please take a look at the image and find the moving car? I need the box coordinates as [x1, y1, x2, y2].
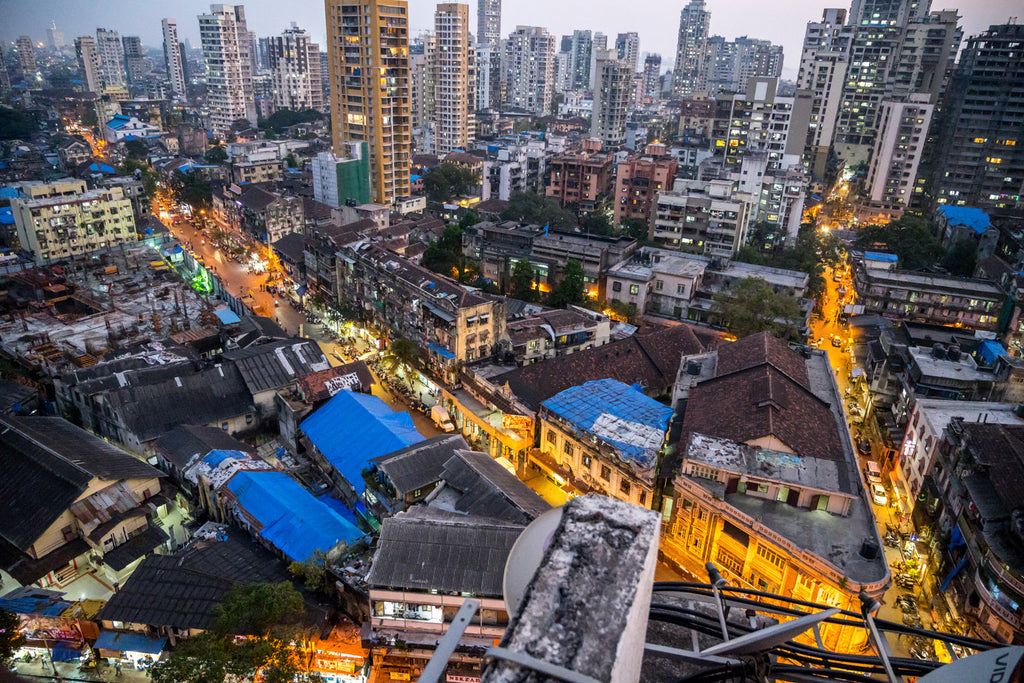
[870, 483, 888, 506]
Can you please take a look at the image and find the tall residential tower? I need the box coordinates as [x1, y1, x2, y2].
[198, 4, 257, 138]
[268, 23, 324, 112]
[672, 0, 710, 97]
[162, 19, 187, 100]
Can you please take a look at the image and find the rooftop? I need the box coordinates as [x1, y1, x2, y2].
[433, 450, 551, 524]
[366, 507, 524, 596]
[908, 346, 992, 383]
[937, 205, 992, 233]
[225, 470, 365, 562]
[369, 434, 469, 497]
[223, 339, 330, 395]
[542, 379, 674, 468]
[859, 267, 1003, 297]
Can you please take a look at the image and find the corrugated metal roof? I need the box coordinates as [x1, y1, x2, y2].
[366, 508, 523, 596]
[301, 391, 424, 494]
[370, 434, 468, 495]
[223, 339, 330, 395]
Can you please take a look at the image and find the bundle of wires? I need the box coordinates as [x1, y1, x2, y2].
[648, 582, 995, 683]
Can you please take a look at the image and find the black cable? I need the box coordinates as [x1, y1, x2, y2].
[771, 664, 881, 683]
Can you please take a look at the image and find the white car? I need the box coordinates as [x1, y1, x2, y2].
[870, 483, 888, 506]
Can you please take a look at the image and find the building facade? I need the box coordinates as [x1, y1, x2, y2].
[428, 3, 475, 155]
[672, 0, 710, 97]
[198, 3, 257, 138]
[161, 19, 187, 100]
[502, 26, 555, 116]
[590, 49, 632, 148]
[11, 185, 136, 261]
[652, 179, 754, 258]
[613, 145, 678, 227]
[268, 23, 323, 112]
[325, 0, 412, 205]
[311, 143, 372, 207]
[95, 28, 127, 90]
[74, 36, 103, 93]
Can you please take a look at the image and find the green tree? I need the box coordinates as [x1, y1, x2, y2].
[284, 153, 298, 168]
[0, 108, 39, 140]
[150, 632, 228, 683]
[547, 258, 588, 309]
[124, 138, 149, 160]
[510, 257, 537, 302]
[581, 212, 613, 236]
[942, 238, 978, 277]
[169, 171, 214, 210]
[607, 299, 641, 325]
[119, 158, 158, 195]
[459, 209, 481, 230]
[213, 581, 304, 639]
[289, 550, 332, 597]
[712, 277, 802, 340]
[854, 214, 943, 270]
[381, 337, 421, 377]
[0, 608, 25, 664]
[81, 108, 98, 128]
[259, 108, 326, 132]
[621, 217, 649, 244]
[501, 191, 577, 231]
[423, 163, 480, 203]
[205, 145, 228, 164]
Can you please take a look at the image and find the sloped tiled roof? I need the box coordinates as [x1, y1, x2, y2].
[369, 434, 469, 495]
[153, 424, 253, 469]
[440, 450, 550, 523]
[223, 339, 330, 395]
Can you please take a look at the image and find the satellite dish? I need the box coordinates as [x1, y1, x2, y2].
[502, 506, 564, 615]
[701, 608, 840, 656]
[917, 647, 1024, 683]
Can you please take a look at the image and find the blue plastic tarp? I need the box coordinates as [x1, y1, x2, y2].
[864, 251, 899, 263]
[938, 206, 992, 234]
[214, 309, 241, 325]
[51, 642, 82, 662]
[202, 449, 241, 467]
[978, 340, 1009, 365]
[541, 379, 673, 467]
[226, 471, 364, 561]
[301, 390, 423, 495]
[427, 342, 456, 360]
[94, 631, 167, 655]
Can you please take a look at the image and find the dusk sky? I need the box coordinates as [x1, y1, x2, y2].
[0, 0, 1016, 78]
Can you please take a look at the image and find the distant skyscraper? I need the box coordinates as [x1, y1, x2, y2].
[569, 29, 592, 91]
[162, 19, 187, 100]
[796, 9, 853, 179]
[503, 25, 555, 116]
[427, 4, 475, 155]
[246, 30, 259, 75]
[74, 36, 102, 93]
[591, 49, 632, 147]
[198, 4, 257, 137]
[477, 0, 501, 49]
[47, 22, 65, 51]
[268, 23, 323, 112]
[560, 35, 572, 54]
[122, 36, 146, 88]
[672, 0, 710, 97]
[615, 32, 639, 72]
[325, 0, 411, 205]
[0, 46, 12, 97]
[643, 54, 661, 103]
[703, 35, 783, 94]
[15, 36, 37, 75]
[934, 23, 1024, 212]
[96, 28, 127, 89]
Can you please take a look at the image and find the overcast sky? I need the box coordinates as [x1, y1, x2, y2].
[0, 0, 1016, 78]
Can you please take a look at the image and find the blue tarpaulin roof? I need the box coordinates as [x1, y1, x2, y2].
[0, 596, 71, 616]
[106, 115, 131, 129]
[202, 449, 240, 467]
[0, 187, 19, 199]
[95, 631, 167, 654]
[541, 379, 673, 467]
[214, 309, 241, 325]
[0, 207, 13, 225]
[978, 340, 1009, 365]
[938, 205, 992, 234]
[226, 471, 364, 561]
[864, 251, 899, 263]
[301, 390, 423, 495]
[51, 641, 82, 662]
[427, 342, 456, 360]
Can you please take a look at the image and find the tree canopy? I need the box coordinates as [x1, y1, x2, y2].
[259, 108, 325, 132]
[501, 191, 577, 232]
[123, 138, 150, 160]
[204, 145, 228, 164]
[0, 608, 26, 663]
[510, 257, 537, 302]
[0, 108, 39, 140]
[712, 277, 803, 341]
[942, 237, 979, 277]
[150, 582, 308, 683]
[854, 215, 944, 271]
[547, 258, 588, 309]
[735, 222, 843, 303]
[169, 171, 214, 210]
[120, 158, 158, 196]
[422, 163, 480, 203]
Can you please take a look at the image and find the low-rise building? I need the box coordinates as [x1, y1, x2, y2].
[545, 148, 614, 211]
[663, 333, 889, 618]
[11, 185, 136, 261]
[230, 159, 283, 185]
[935, 206, 998, 260]
[311, 143, 371, 208]
[0, 416, 172, 597]
[506, 307, 611, 365]
[928, 420, 1024, 643]
[652, 179, 754, 258]
[337, 241, 507, 367]
[853, 265, 1006, 332]
[235, 187, 305, 245]
[613, 144, 678, 228]
[104, 114, 160, 144]
[534, 378, 674, 508]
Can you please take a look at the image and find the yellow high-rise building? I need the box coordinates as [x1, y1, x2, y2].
[325, 0, 411, 205]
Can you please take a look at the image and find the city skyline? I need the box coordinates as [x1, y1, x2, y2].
[0, 0, 1014, 78]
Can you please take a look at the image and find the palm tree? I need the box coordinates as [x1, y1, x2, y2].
[380, 337, 420, 380]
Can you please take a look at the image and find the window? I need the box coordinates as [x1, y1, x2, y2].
[756, 544, 785, 569]
[562, 441, 574, 457]
[629, 284, 640, 295]
[638, 490, 646, 506]
[655, 280, 664, 291]
[582, 453, 592, 468]
[600, 465, 611, 481]
[612, 281, 622, 292]
[620, 479, 631, 496]
[546, 429, 556, 444]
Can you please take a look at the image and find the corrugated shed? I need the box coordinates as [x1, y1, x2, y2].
[226, 471, 364, 562]
[301, 390, 424, 494]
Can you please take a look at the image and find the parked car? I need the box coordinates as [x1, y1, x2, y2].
[864, 460, 882, 484]
[831, 336, 842, 348]
[858, 439, 871, 456]
[871, 483, 888, 506]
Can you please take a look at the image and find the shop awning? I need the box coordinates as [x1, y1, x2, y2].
[427, 342, 456, 360]
[51, 641, 83, 662]
[94, 631, 167, 655]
